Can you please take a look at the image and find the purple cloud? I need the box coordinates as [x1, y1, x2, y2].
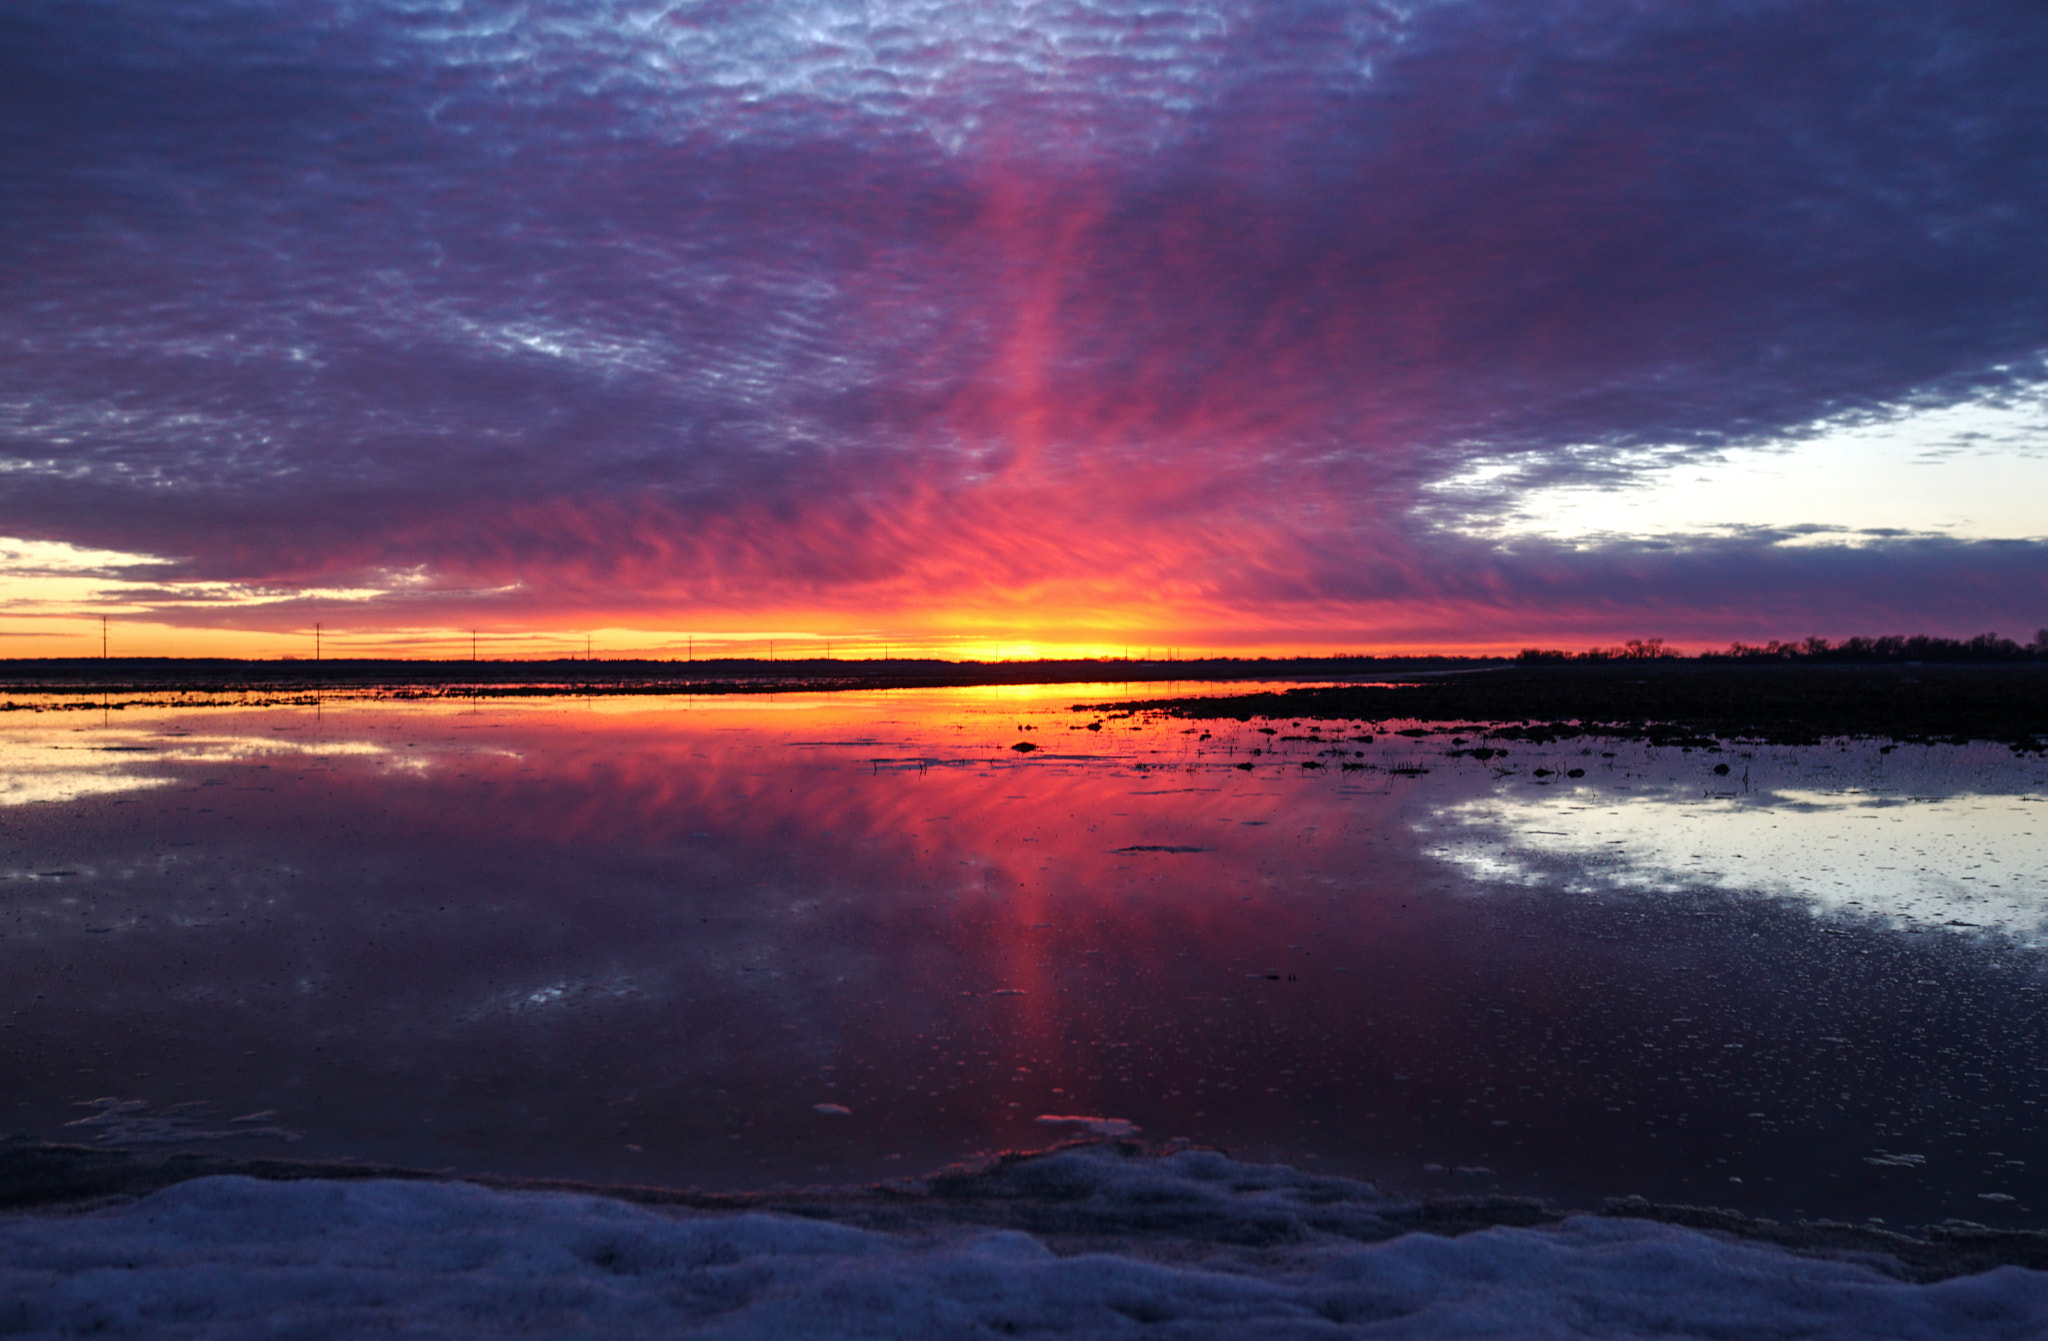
[2, 0, 2044, 644]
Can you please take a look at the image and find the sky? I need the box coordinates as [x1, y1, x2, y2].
[3, 0, 2046, 660]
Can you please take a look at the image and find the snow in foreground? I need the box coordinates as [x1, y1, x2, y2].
[4, 1148, 2046, 1339]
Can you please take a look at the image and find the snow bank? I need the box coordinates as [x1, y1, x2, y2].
[4, 1149, 2046, 1338]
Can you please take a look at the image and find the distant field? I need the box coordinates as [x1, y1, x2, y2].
[0, 655, 1494, 700]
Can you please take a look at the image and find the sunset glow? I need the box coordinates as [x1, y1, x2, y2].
[5, 1, 2046, 655]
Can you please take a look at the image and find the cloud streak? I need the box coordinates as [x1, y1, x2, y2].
[3, 0, 2045, 650]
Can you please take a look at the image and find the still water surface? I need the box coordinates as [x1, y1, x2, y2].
[3, 685, 2044, 1226]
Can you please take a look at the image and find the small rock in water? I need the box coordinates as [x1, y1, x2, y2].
[813, 1103, 852, 1117]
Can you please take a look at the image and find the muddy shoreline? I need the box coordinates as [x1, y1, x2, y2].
[1081, 663, 2048, 749]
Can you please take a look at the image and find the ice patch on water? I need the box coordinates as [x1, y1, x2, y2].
[62, 1099, 299, 1146]
[460, 974, 644, 1021]
[1424, 786, 2048, 943]
[1035, 1115, 1141, 1138]
[3, 1153, 2045, 1339]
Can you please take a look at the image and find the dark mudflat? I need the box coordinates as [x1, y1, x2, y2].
[1082, 663, 2048, 748]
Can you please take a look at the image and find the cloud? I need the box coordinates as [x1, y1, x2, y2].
[2, 0, 2045, 646]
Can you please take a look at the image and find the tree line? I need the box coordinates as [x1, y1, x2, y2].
[1517, 631, 2048, 663]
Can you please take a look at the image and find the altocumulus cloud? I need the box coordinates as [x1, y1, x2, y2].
[2, 0, 2046, 647]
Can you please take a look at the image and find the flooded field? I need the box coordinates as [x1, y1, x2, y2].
[2, 685, 2043, 1228]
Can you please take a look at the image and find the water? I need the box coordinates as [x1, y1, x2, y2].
[3, 685, 2043, 1227]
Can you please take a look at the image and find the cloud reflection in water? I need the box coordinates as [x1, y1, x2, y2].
[1426, 781, 2048, 945]
[1, 692, 2044, 1223]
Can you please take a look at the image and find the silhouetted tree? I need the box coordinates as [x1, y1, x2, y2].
[1708, 632, 2035, 663]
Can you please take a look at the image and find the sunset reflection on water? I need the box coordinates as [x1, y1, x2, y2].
[2, 688, 2044, 1225]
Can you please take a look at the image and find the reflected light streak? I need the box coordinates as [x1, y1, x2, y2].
[0, 722, 437, 808]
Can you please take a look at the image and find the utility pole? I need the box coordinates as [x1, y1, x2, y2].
[472, 630, 477, 663]
[586, 633, 592, 661]
[315, 622, 321, 663]
[101, 615, 107, 661]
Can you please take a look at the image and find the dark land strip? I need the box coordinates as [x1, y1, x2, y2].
[0, 656, 1490, 707]
[1077, 663, 2048, 750]
[3, 1137, 2043, 1284]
